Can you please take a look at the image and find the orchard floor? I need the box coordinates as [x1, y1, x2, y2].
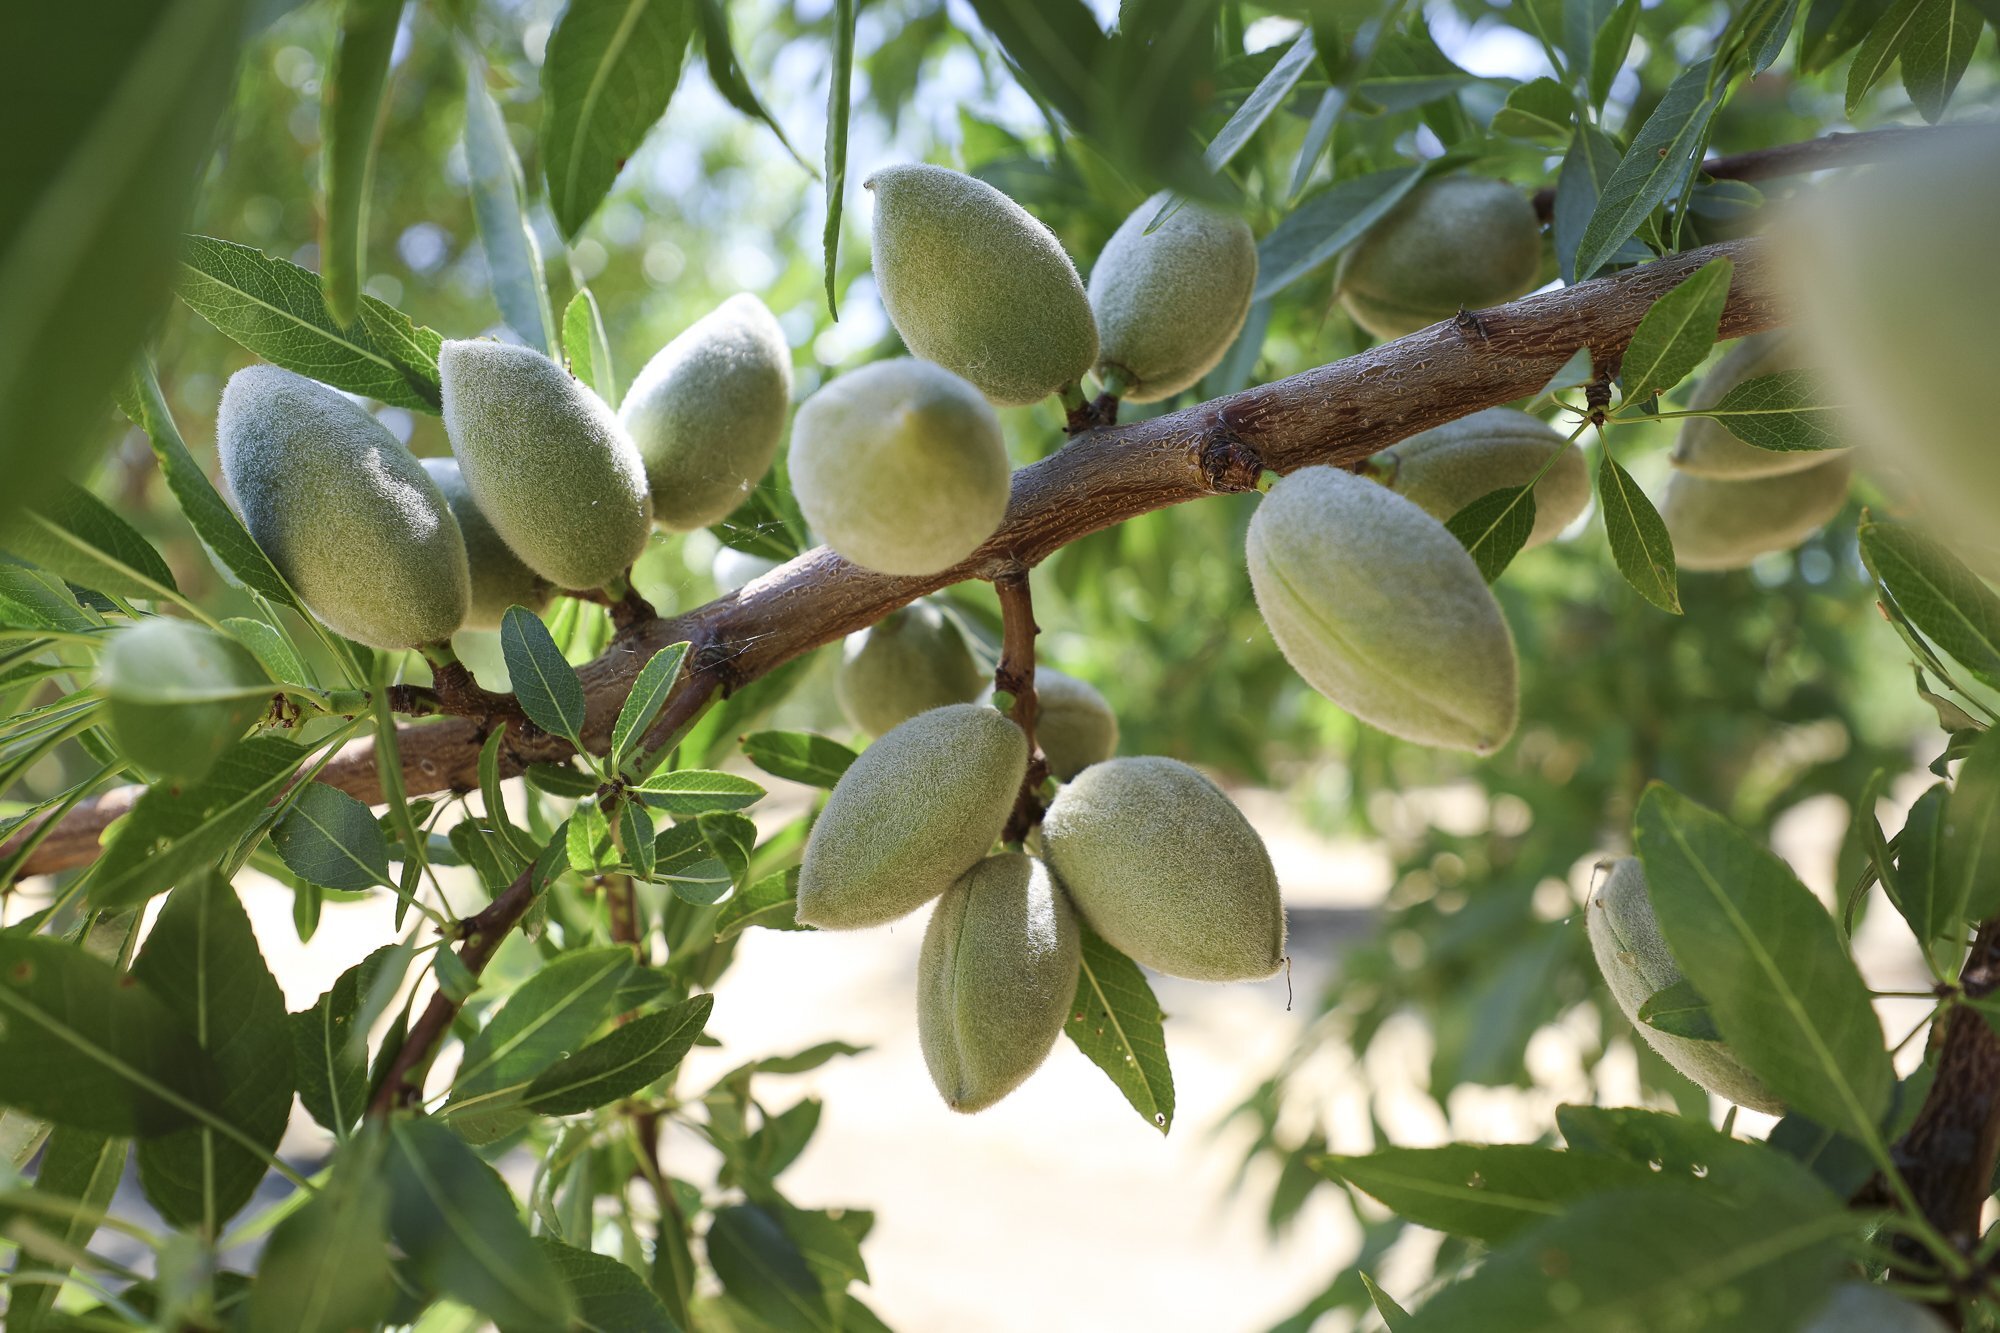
[44, 781, 1934, 1332]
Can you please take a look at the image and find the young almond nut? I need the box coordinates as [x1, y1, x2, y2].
[619, 293, 794, 532]
[1670, 335, 1848, 480]
[439, 339, 653, 591]
[1245, 466, 1519, 755]
[1587, 857, 1784, 1114]
[1662, 454, 1854, 572]
[1373, 408, 1589, 549]
[918, 853, 1081, 1113]
[1335, 175, 1543, 340]
[1028, 669, 1118, 781]
[1804, 1284, 1951, 1333]
[420, 458, 553, 631]
[1041, 757, 1284, 982]
[218, 365, 470, 649]
[788, 358, 1010, 576]
[867, 164, 1098, 406]
[796, 703, 1028, 930]
[1089, 193, 1257, 403]
[836, 601, 987, 738]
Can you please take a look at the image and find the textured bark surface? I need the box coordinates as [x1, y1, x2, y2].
[7, 236, 1783, 878]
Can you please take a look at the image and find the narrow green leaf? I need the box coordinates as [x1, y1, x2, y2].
[1401, 1186, 1850, 1333]
[1706, 369, 1843, 453]
[611, 642, 691, 771]
[1801, 0, 1893, 70]
[535, 1237, 681, 1332]
[1847, 0, 1929, 110]
[177, 236, 443, 412]
[1064, 923, 1174, 1134]
[4, 1128, 128, 1333]
[385, 1118, 576, 1332]
[620, 801, 658, 880]
[320, 0, 404, 326]
[962, 0, 1107, 130]
[1572, 59, 1721, 279]
[292, 945, 400, 1136]
[699, 810, 755, 891]
[1205, 31, 1316, 170]
[241, 1131, 396, 1333]
[1360, 1273, 1413, 1330]
[1445, 486, 1537, 583]
[526, 994, 713, 1114]
[1555, 122, 1648, 284]
[823, 0, 857, 318]
[1319, 1144, 1656, 1244]
[1945, 727, 2000, 921]
[222, 617, 309, 687]
[1588, 0, 1642, 107]
[120, 363, 299, 607]
[0, 937, 205, 1137]
[501, 605, 587, 748]
[1255, 167, 1425, 301]
[710, 484, 807, 562]
[271, 782, 393, 892]
[1636, 784, 1893, 1141]
[1899, 0, 1982, 120]
[1722, 0, 1804, 73]
[696, 0, 812, 173]
[90, 736, 309, 910]
[739, 731, 858, 788]
[542, 0, 698, 239]
[633, 768, 764, 814]
[1597, 452, 1681, 614]
[651, 821, 732, 904]
[0, 0, 250, 520]
[1, 483, 180, 604]
[131, 873, 294, 1230]
[707, 1203, 833, 1332]
[1860, 519, 2000, 690]
[449, 947, 633, 1103]
[1638, 978, 1723, 1041]
[561, 288, 617, 405]
[0, 568, 95, 634]
[463, 53, 556, 354]
[1621, 258, 1733, 402]
[1885, 784, 1957, 963]
[1491, 76, 1572, 141]
[715, 867, 808, 939]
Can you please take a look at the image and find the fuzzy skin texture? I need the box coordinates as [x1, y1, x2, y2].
[1663, 454, 1854, 571]
[866, 164, 1098, 406]
[1671, 335, 1845, 479]
[1779, 135, 2000, 552]
[796, 704, 1028, 930]
[1804, 1285, 1950, 1333]
[836, 601, 986, 737]
[1373, 408, 1589, 548]
[1246, 466, 1518, 754]
[1587, 857, 1784, 1113]
[421, 457, 553, 630]
[218, 365, 469, 649]
[1089, 193, 1257, 403]
[917, 853, 1081, 1112]
[619, 293, 794, 530]
[438, 340, 652, 590]
[1041, 757, 1284, 982]
[1028, 669, 1117, 780]
[1335, 175, 1543, 340]
[789, 358, 1011, 575]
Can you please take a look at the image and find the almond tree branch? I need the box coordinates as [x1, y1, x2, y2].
[993, 570, 1049, 843]
[6, 235, 1786, 880]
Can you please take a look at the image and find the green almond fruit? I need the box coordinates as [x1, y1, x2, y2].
[1041, 756, 1284, 982]
[439, 339, 653, 591]
[796, 703, 1028, 930]
[1373, 408, 1589, 548]
[1089, 193, 1257, 403]
[836, 601, 987, 738]
[1663, 454, 1854, 572]
[100, 618, 273, 783]
[918, 853, 1081, 1113]
[420, 457, 554, 631]
[867, 164, 1098, 406]
[620, 293, 794, 532]
[1246, 466, 1519, 754]
[1671, 335, 1847, 479]
[789, 358, 1011, 576]
[1587, 856, 1784, 1114]
[1030, 669, 1117, 781]
[1335, 175, 1543, 340]
[218, 365, 470, 649]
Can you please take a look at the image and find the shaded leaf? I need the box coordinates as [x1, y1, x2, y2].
[1255, 168, 1425, 301]
[1706, 369, 1843, 453]
[3, 1128, 127, 1333]
[292, 944, 400, 1135]
[242, 1130, 396, 1333]
[651, 821, 732, 904]
[1860, 519, 2000, 691]
[502, 605, 587, 748]
[463, 50, 556, 353]
[707, 1203, 831, 1332]
[272, 782, 392, 892]
[695, 0, 811, 172]
[1206, 31, 1316, 170]
[1445, 486, 1536, 583]
[1361, 1273, 1413, 1330]
[534, 1237, 681, 1332]
[1638, 978, 1723, 1041]
[822, 0, 856, 318]
[100, 618, 272, 784]
[1598, 452, 1681, 614]
[1945, 726, 2000, 921]
[1491, 76, 1571, 141]
[450, 947, 633, 1104]
[1900, 0, 1982, 122]
[1621, 258, 1733, 402]
[1319, 1144, 1656, 1244]
[1064, 923, 1174, 1134]
[1, 483, 180, 604]
[1572, 59, 1721, 279]
[715, 868, 808, 938]
[740, 731, 858, 789]
[562, 288, 617, 406]
[1588, 0, 1642, 107]
[1555, 122, 1648, 284]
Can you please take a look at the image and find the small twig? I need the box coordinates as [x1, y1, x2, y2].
[1066, 391, 1121, 434]
[366, 863, 541, 1118]
[993, 571, 1050, 843]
